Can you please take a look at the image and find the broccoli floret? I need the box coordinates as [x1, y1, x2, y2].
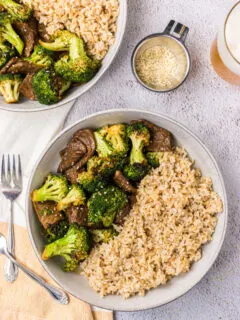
[0, 39, 16, 69]
[24, 45, 53, 68]
[78, 156, 124, 193]
[32, 69, 71, 105]
[0, 0, 32, 21]
[146, 152, 164, 168]
[90, 227, 118, 244]
[0, 13, 24, 54]
[39, 30, 78, 52]
[42, 224, 92, 272]
[31, 174, 68, 203]
[96, 123, 129, 157]
[94, 131, 113, 157]
[0, 73, 21, 103]
[57, 184, 86, 211]
[45, 220, 69, 243]
[123, 123, 151, 182]
[87, 186, 128, 227]
[54, 36, 100, 83]
[78, 171, 107, 194]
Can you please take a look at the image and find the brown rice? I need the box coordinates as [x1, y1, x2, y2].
[82, 148, 223, 298]
[21, 0, 120, 60]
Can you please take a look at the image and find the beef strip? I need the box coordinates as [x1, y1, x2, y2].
[14, 17, 38, 57]
[33, 201, 64, 229]
[0, 57, 42, 74]
[65, 166, 85, 184]
[58, 129, 96, 183]
[131, 119, 173, 152]
[65, 205, 88, 226]
[19, 74, 36, 100]
[113, 170, 137, 194]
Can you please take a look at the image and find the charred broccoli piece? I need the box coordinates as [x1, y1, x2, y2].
[57, 184, 86, 211]
[146, 152, 164, 168]
[94, 131, 113, 157]
[87, 186, 128, 227]
[39, 30, 77, 52]
[42, 223, 92, 272]
[24, 45, 53, 68]
[0, 0, 32, 21]
[40, 30, 100, 83]
[32, 69, 71, 105]
[78, 156, 124, 193]
[77, 171, 107, 194]
[45, 220, 69, 243]
[31, 174, 68, 203]
[0, 38, 16, 69]
[54, 37, 100, 83]
[123, 123, 150, 181]
[0, 13, 24, 54]
[96, 123, 129, 157]
[0, 73, 21, 103]
[90, 227, 118, 244]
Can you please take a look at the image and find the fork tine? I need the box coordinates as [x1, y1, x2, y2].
[7, 154, 11, 184]
[18, 155, 22, 186]
[12, 155, 17, 185]
[1, 155, 6, 184]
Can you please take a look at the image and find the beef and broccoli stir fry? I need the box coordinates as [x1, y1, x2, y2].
[0, 0, 101, 105]
[31, 120, 173, 272]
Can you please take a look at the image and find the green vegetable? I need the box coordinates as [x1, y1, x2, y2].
[31, 174, 68, 203]
[90, 227, 118, 244]
[0, 13, 24, 54]
[40, 31, 100, 83]
[94, 131, 113, 158]
[39, 30, 77, 52]
[96, 123, 129, 157]
[146, 152, 164, 168]
[0, 73, 21, 103]
[42, 224, 92, 272]
[32, 69, 71, 105]
[54, 36, 100, 83]
[0, 38, 16, 69]
[77, 171, 107, 194]
[24, 45, 53, 68]
[45, 220, 69, 243]
[87, 186, 128, 227]
[0, 0, 32, 21]
[123, 123, 150, 181]
[57, 184, 86, 211]
[78, 156, 124, 193]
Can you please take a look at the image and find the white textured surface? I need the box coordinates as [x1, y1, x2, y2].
[65, 0, 240, 319]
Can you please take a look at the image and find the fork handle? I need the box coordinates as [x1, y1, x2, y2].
[4, 251, 69, 304]
[4, 200, 18, 282]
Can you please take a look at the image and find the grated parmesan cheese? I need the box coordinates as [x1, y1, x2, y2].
[135, 45, 180, 90]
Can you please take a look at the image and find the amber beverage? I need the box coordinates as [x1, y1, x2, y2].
[211, 2, 240, 85]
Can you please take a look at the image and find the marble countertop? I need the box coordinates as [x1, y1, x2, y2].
[65, 1, 240, 319]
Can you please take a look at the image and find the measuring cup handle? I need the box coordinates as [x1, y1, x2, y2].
[164, 20, 189, 43]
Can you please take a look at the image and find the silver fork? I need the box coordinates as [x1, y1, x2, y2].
[1, 154, 22, 282]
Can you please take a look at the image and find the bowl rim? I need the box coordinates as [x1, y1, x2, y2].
[0, 1, 128, 113]
[25, 108, 228, 312]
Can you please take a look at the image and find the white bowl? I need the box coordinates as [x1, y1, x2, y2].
[0, 1, 127, 112]
[26, 109, 228, 311]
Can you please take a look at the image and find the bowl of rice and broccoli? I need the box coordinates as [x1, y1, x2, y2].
[0, 0, 126, 111]
[26, 109, 227, 311]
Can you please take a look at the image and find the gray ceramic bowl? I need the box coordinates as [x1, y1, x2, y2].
[26, 109, 228, 311]
[0, 1, 127, 112]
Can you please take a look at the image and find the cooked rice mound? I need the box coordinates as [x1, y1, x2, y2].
[21, 0, 119, 60]
[82, 148, 223, 298]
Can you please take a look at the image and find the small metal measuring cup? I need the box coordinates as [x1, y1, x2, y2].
[132, 20, 191, 92]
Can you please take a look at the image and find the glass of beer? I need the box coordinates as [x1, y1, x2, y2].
[211, 1, 240, 85]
